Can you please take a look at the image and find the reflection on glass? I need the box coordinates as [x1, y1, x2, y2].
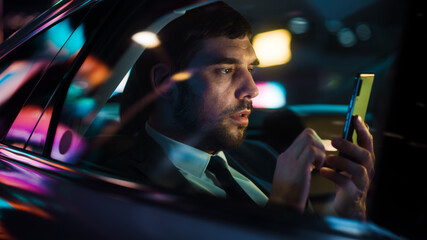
[132, 31, 161, 49]
[0, 61, 48, 106]
[0, 154, 51, 194]
[50, 55, 111, 163]
[0, 158, 53, 220]
[1, 14, 88, 149]
[171, 70, 193, 82]
[5, 106, 51, 151]
[71, 56, 111, 93]
[46, 19, 85, 56]
[112, 69, 131, 96]
[51, 124, 86, 164]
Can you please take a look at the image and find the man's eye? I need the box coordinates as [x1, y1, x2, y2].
[219, 68, 233, 74]
[248, 67, 256, 74]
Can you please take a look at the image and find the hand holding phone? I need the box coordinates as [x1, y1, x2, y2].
[342, 73, 374, 144]
[320, 73, 375, 220]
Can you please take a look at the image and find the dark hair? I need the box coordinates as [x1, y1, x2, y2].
[120, 1, 252, 133]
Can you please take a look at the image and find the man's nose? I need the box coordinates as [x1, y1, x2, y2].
[235, 69, 259, 100]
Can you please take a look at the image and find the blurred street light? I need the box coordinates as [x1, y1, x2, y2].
[253, 29, 292, 67]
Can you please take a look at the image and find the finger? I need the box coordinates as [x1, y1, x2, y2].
[331, 138, 374, 177]
[319, 167, 359, 195]
[325, 155, 369, 189]
[282, 128, 325, 160]
[354, 116, 374, 155]
[298, 144, 325, 171]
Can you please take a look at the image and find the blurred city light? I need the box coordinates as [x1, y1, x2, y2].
[252, 29, 292, 67]
[355, 23, 372, 41]
[74, 55, 111, 90]
[289, 17, 309, 34]
[132, 31, 161, 48]
[0, 61, 47, 105]
[337, 27, 357, 47]
[253, 81, 286, 109]
[6, 105, 48, 146]
[46, 19, 85, 53]
[325, 20, 343, 32]
[74, 98, 96, 117]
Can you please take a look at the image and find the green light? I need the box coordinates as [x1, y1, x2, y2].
[52, 0, 63, 7]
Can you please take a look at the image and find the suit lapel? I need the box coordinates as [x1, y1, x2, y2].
[128, 131, 274, 197]
[130, 132, 200, 195]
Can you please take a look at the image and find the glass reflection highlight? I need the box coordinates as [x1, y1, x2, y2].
[5, 106, 52, 151]
[132, 31, 161, 49]
[0, 61, 48, 105]
[51, 125, 86, 164]
[0, 156, 51, 194]
[171, 70, 192, 82]
[46, 19, 86, 55]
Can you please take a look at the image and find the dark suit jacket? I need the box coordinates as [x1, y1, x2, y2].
[103, 130, 278, 197]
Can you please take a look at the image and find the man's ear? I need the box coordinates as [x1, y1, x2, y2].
[150, 63, 173, 98]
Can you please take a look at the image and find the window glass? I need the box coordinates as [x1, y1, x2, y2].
[66, 0, 405, 166]
[0, 9, 90, 148]
[80, 1, 407, 221]
[48, 0, 407, 214]
[49, 0, 185, 163]
[0, 8, 94, 154]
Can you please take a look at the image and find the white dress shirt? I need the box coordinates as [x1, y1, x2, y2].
[145, 123, 268, 206]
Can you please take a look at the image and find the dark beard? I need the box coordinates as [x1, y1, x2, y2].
[173, 82, 252, 151]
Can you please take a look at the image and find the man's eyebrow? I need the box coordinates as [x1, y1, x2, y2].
[209, 57, 260, 66]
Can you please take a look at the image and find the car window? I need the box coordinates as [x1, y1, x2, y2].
[63, 1, 407, 223]
[49, 1, 191, 165]
[0, 7, 92, 152]
[2, 0, 407, 218]
[2, 0, 405, 203]
[68, 0, 406, 170]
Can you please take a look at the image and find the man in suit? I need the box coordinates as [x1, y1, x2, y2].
[111, 1, 375, 220]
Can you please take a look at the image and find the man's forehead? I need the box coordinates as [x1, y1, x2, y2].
[191, 36, 258, 66]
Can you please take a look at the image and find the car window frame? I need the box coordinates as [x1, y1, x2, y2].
[0, 0, 112, 156]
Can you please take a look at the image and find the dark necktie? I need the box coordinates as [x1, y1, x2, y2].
[207, 155, 255, 204]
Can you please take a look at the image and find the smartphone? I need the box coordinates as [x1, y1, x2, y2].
[342, 73, 375, 144]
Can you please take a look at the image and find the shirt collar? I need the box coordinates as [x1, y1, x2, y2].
[145, 123, 227, 178]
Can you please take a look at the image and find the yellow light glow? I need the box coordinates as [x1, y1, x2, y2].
[322, 139, 338, 152]
[253, 29, 292, 67]
[132, 31, 161, 48]
[171, 71, 192, 81]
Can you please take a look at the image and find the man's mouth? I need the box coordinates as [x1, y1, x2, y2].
[229, 109, 251, 125]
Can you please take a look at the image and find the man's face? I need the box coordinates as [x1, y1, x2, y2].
[172, 36, 259, 152]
